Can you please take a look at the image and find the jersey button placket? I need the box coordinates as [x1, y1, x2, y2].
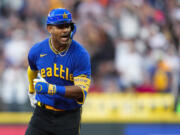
[54, 55, 58, 62]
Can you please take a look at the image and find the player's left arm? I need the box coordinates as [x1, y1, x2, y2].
[63, 75, 91, 104]
[64, 50, 91, 104]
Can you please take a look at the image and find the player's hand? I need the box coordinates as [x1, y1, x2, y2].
[28, 92, 37, 108]
[33, 78, 56, 95]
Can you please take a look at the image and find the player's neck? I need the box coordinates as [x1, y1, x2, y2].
[51, 38, 69, 53]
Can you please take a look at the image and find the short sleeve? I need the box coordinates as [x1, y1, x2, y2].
[73, 51, 91, 78]
[28, 45, 38, 70]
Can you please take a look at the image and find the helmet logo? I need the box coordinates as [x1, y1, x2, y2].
[63, 12, 68, 19]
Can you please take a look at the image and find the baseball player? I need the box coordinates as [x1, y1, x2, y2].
[25, 8, 91, 135]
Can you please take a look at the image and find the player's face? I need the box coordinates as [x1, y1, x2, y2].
[48, 23, 71, 46]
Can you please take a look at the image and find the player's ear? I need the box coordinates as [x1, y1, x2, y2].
[47, 25, 53, 34]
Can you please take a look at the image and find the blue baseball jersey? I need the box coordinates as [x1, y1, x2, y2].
[28, 38, 91, 110]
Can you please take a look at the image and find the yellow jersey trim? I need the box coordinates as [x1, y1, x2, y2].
[74, 76, 91, 104]
[74, 76, 91, 92]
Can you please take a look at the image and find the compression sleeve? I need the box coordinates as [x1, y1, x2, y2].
[27, 66, 38, 93]
[74, 76, 91, 104]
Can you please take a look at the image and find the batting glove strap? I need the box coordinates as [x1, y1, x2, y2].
[48, 84, 56, 95]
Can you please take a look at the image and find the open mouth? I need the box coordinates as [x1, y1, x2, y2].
[61, 35, 70, 41]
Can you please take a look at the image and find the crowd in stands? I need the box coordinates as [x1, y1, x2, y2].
[0, 0, 179, 111]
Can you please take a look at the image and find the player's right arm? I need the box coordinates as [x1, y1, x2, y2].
[27, 66, 38, 94]
[27, 43, 40, 91]
[27, 66, 38, 108]
[27, 44, 40, 107]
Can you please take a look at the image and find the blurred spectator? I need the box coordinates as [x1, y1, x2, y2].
[118, 7, 140, 39]
[90, 27, 115, 76]
[4, 29, 29, 66]
[77, 0, 105, 23]
[115, 40, 143, 91]
[1, 64, 28, 111]
[151, 60, 172, 92]
[148, 25, 168, 49]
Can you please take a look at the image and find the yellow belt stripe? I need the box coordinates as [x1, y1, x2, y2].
[37, 101, 65, 111]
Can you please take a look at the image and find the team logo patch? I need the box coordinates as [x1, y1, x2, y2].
[63, 12, 68, 19]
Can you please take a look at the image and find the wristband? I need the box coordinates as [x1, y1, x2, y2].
[56, 86, 66, 96]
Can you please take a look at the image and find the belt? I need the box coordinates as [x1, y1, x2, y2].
[37, 101, 65, 111]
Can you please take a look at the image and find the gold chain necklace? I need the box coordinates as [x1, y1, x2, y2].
[51, 40, 70, 57]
